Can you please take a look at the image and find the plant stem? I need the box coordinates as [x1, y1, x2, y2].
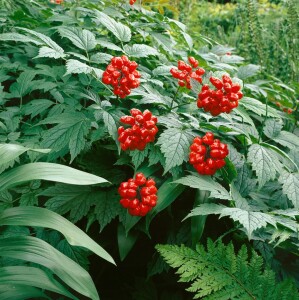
[170, 86, 180, 110]
[258, 96, 268, 144]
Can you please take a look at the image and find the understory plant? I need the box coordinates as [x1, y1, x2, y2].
[0, 0, 298, 298]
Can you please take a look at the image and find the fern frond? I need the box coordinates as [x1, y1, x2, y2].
[156, 240, 299, 300]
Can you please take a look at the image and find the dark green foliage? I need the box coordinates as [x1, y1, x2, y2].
[157, 240, 299, 299]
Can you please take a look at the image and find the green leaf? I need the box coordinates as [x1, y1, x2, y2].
[273, 131, 299, 150]
[0, 32, 43, 45]
[97, 39, 123, 52]
[185, 204, 276, 239]
[156, 128, 192, 173]
[9, 70, 36, 98]
[17, 27, 64, 56]
[152, 65, 173, 76]
[0, 162, 108, 191]
[102, 109, 123, 145]
[248, 144, 278, 188]
[0, 206, 115, 265]
[0, 266, 76, 299]
[35, 46, 65, 59]
[173, 175, 231, 200]
[42, 185, 96, 223]
[130, 147, 149, 169]
[23, 99, 54, 118]
[95, 11, 131, 42]
[0, 144, 50, 167]
[146, 178, 185, 229]
[117, 223, 138, 261]
[0, 235, 100, 299]
[0, 285, 48, 300]
[124, 44, 159, 57]
[41, 112, 91, 161]
[263, 119, 283, 139]
[58, 27, 96, 51]
[240, 97, 280, 118]
[278, 170, 299, 209]
[65, 59, 93, 75]
[237, 64, 260, 79]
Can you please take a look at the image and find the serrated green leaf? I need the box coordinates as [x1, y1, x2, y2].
[152, 65, 174, 76]
[59, 27, 96, 51]
[95, 11, 131, 42]
[248, 144, 278, 188]
[173, 175, 231, 200]
[97, 39, 123, 52]
[124, 44, 159, 57]
[23, 99, 54, 118]
[0, 32, 42, 45]
[65, 59, 93, 75]
[263, 119, 283, 138]
[102, 109, 123, 144]
[9, 70, 36, 98]
[236, 64, 260, 79]
[130, 147, 149, 169]
[278, 170, 299, 209]
[157, 128, 191, 173]
[42, 185, 95, 223]
[41, 112, 91, 161]
[35, 46, 65, 59]
[273, 131, 299, 150]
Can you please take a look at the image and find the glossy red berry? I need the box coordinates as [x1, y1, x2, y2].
[170, 57, 205, 89]
[189, 133, 229, 175]
[119, 173, 158, 216]
[102, 56, 140, 98]
[118, 109, 158, 151]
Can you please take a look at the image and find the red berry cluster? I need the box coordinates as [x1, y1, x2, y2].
[275, 102, 293, 114]
[189, 132, 229, 175]
[119, 173, 158, 216]
[170, 57, 205, 89]
[129, 0, 136, 4]
[118, 109, 158, 151]
[102, 56, 141, 98]
[197, 75, 243, 116]
[50, 0, 63, 3]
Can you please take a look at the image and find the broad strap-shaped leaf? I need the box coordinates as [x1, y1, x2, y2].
[58, 27, 96, 51]
[95, 11, 131, 42]
[124, 44, 159, 57]
[173, 175, 231, 200]
[0, 285, 47, 300]
[0, 162, 108, 191]
[248, 144, 279, 188]
[0, 266, 76, 299]
[0, 236, 99, 299]
[157, 128, 192, 173]
[0, 144, 50, 166]
[0, 206, 115, 265]
[185, 203, 276, 239]
[278, 170, 299, 209]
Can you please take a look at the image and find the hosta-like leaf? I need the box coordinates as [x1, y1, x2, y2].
[278, 170, 299, 209]
[157, 128, 192, 173]
[173, 175, 231, 200]
[59, 27, 96, 51]
[124, 44, 159, 57]
[0, 162, 108, 191]
[0, 236, 99, 299]
[0, 206, 115, 265]
[248, 144, 278, 188]
[0, 266, 76, 299]
[95, 11, 131, 42]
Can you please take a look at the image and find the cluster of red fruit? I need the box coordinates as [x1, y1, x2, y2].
[129, 0, 137, 4]
[275, 102, 293, 114]
[118, 109, 158, 151]
[102, 56, 141, 98]
[197, 75, 243, 116]
[119, 173, 158, 216]
[189, 132, 229, 175]
[170, 57, 205, 89]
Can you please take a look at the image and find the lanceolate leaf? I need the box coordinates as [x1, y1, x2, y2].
[278, 170, 299, 209]
[0, 206, 115, 265]
[173, 175, 231, 200]
[95, 11, 131, 42]
[157, 128, 192, 173]
[0, 266, 76, 299]
[0, 285, 47, 300]
[0, 162, 108, 191]
[0, 235, 100, 299]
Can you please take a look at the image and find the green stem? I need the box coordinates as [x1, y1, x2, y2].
[170, 86, 180, 111]
[258, 96, 268, 144]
